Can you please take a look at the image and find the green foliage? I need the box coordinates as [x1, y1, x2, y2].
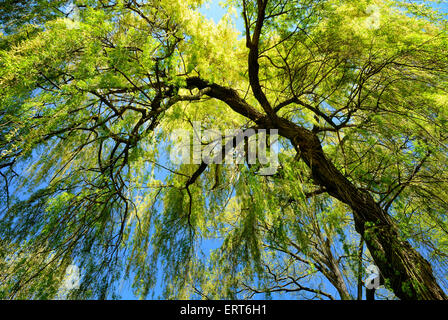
[0, 0, 447, 300]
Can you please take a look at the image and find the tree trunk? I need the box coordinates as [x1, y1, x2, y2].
[276, 119, 447, 300]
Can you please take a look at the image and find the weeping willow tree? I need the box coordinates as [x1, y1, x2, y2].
[1, 0, 448, 300]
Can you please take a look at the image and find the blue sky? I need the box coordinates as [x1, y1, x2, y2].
[200, 0, 245, 30]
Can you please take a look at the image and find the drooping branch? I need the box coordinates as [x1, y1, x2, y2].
[185, 76, 447, 300]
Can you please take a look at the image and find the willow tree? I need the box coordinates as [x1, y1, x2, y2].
[1, 0, 448, 300]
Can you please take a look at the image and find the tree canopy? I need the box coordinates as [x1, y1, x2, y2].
[0, 0, 448, 300]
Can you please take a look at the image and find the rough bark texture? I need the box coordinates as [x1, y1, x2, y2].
[186, 77, 448, 300]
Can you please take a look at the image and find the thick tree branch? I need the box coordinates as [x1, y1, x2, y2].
[185, 76, 447, 300]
